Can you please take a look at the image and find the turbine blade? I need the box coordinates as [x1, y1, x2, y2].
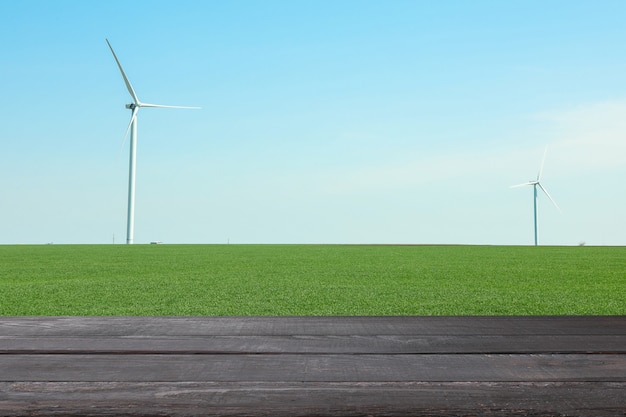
[118, 107, 139, 158]
[537, 146, 548, 181]
[538, 183, 561, 211]
[510, 182, 534, 188]
[106, 39, 140, 105]
[139, 103, 201, 109]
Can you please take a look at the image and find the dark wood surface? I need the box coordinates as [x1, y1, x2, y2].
[1, 316, 624, 416]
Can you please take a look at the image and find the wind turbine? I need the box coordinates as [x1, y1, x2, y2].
[106, 39, 199, 244]
[511, 147, 560, 246]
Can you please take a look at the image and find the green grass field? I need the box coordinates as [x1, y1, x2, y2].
[0, 244, 623, 316]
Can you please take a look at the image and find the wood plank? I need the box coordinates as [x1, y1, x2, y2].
[1, 316, 624, 336]
[1, 316, 623, 416]
[2, 381, 625, 417]
[1, 353, 624, 382]
[2, 334, 625, 354]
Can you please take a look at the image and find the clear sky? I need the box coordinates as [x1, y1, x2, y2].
[2, 0, 625, 245]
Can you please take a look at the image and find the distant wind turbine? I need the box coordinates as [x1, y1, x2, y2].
[511, 147, 560, 246]
[106, 39, 200, 244]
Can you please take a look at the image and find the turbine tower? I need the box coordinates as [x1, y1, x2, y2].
[511, 147, 560, 246]
[106, 39, 199, 244]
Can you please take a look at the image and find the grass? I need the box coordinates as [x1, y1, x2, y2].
[0, 244, 624, 316]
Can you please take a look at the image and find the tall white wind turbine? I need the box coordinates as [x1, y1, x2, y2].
[511, 147, 560, 246]
[106, 39, 199, 244]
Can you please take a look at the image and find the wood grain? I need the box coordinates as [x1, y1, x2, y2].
[1, 316, 624, 416]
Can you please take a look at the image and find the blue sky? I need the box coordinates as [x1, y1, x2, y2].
[2, 0, 625, 245]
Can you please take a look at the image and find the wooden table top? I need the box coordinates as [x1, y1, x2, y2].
[1, 316, 624, 416]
